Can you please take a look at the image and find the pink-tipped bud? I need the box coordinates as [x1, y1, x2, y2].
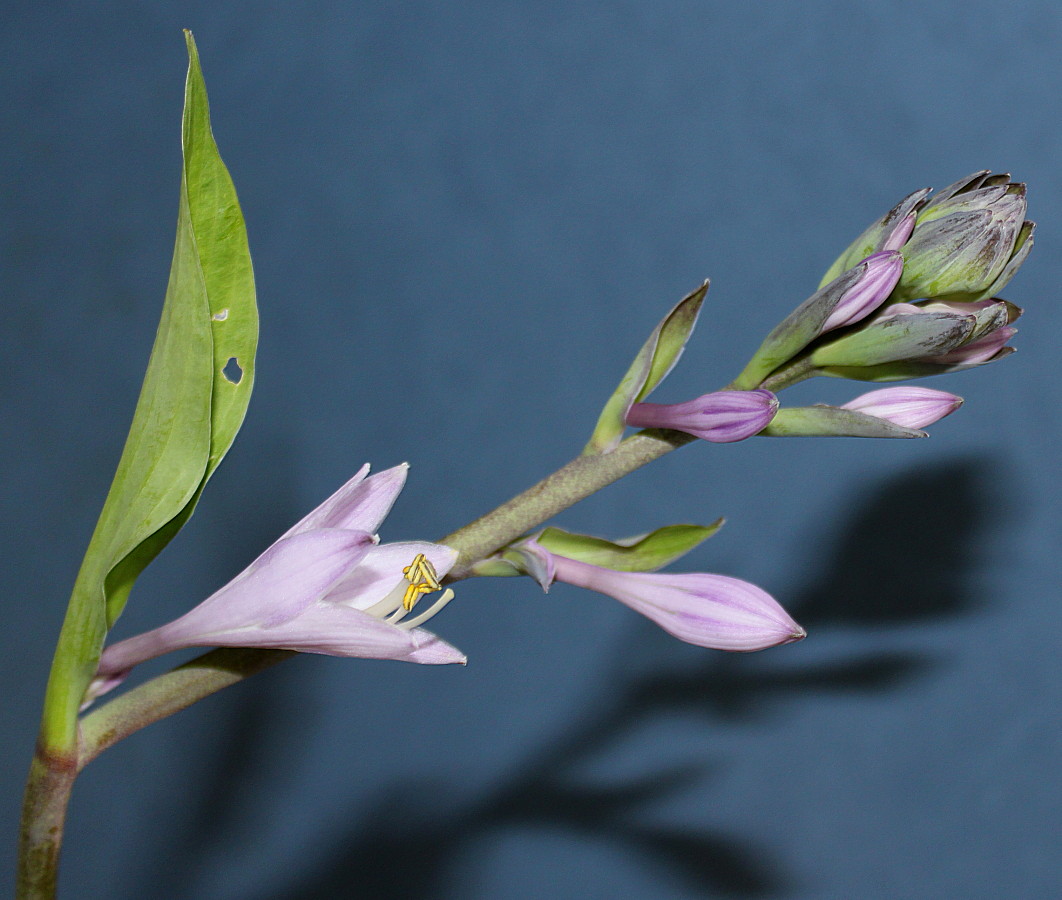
[537, 546, 805, 652]
[841, 387, 963, 429]
[821, 251, 905, 332]
[927, 326, 1017, 365]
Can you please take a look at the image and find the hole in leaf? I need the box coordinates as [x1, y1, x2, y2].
[222, 357, 243, 384]
[212, 308, 229, 321]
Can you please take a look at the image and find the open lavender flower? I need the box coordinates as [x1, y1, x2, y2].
[626, 389, 779, 442]
[86, 464, 464, 705]
[520, 539, 805, 652]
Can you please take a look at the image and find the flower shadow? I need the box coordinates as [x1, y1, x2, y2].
[259, 457, 996, 899]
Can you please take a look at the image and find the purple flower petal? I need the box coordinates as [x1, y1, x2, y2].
[821, 251, 904, 331]
[88, 466, 466, 706]
[280, 463, 408, 539]
[627, 390, 779, 443]
[546, 552, 804, 652]
[841, 387, 963, 429]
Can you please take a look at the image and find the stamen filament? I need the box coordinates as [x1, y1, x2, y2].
[363, 582, 407, 618]
[399, 589, 456, 629]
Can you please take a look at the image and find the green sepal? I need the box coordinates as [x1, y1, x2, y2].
[819, 187, 931, 288]
[535, 521, 724, 572]
[583, 281, 708, 455]
[762, 406, 925, 439]
[817, 346, 1016, 382]
[469, 558, 524, 577]
[733, 259, 875, 390]
[40, 32, 257, 749]
[809, 311, 974, 369]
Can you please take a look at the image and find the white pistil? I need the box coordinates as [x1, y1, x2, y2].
[363, 581, 408, 619]
[362, 568, 455, 630]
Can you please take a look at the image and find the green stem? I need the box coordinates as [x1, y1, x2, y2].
[17, 749, 77, 900]
[442, 428, 693, 579]
[760, 357, 816, 393]
[78, 649, 295, 770]
[75, 427, 695, 760]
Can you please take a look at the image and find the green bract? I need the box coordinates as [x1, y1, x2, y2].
[819, 187, 930, 287]
[583, 281, 707, 454]
[809, 310, 974, 369]
[471, 522, 723, 584]
[762, 406, 926, 439]
[40, 32, 257, 749]
[534, 522, 724, 571]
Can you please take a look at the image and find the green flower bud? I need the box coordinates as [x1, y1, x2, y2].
[822, 172, 1034, 305]
[813, 299, 1020, 381]
[893, 172, 1033, 303]
[820, 188, 930, 287]
[809, 305, 976, 369]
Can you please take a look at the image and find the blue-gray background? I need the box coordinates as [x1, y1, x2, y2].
[2, 3, 1060, 898]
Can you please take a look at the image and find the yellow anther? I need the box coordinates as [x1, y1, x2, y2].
[401, 553, 442, 611]
[403, 553, 441, 590]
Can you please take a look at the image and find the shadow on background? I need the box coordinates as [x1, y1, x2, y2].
[112, 432, 305, 900]
[133, 459, 997, 899]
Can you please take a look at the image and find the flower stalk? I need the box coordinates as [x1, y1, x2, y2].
[76, 426, 699, 755]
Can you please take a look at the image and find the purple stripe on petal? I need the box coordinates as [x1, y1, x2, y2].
[549, 554, 804, 652]
[627, 390, 778, 443]
[841, 387, 963, 429]
[821, 251, 904, 332]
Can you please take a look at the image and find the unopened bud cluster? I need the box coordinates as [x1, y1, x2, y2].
[619, 171, 1030, 444]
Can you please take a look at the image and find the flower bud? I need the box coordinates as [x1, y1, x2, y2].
[820, 188, 931, 286]
[733, 252, 902, 389]
[894, 172, 1033, 303]
[840, 387, 963, 429]
[626, 389, 779, 442]
[809, 306, 976, 369]
[518, 540, 805, 652]
[812, 298, 1019, 380]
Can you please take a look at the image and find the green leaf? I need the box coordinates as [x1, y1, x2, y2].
[40, 32, 257, 750]
[102, 32, 258, 626]
[535, 521, 724, 572]
[583, 281, 708, 455]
